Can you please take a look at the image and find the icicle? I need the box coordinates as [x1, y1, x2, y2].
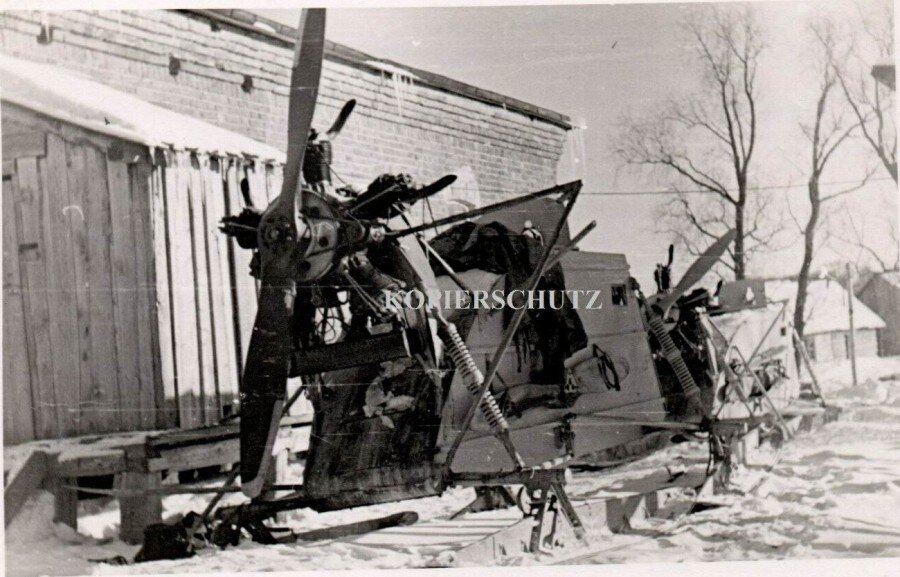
[366, 61, 418, 120]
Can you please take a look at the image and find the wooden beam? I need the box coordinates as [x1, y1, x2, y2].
[147, 438, 239, 472]
[4, 450, 50, 525]
[2, 133, 46, 160]
[55, 451, 127, 478]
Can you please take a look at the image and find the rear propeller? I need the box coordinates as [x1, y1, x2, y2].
[652, 229, 737, 318]
[304, 99, 356, 189]
[240, 8, 326, 499]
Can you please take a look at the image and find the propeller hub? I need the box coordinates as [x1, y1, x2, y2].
[259, 215, 298, 251]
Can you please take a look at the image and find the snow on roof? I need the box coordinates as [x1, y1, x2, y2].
[765, 278, 886, 335]
[0, 53, 285, 163]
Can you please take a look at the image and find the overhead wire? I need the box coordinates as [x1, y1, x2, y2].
[475, 176, 895, 197]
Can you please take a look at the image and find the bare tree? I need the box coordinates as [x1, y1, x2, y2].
[793, 19, 874, 343]
[831, 0, 896, 182]
[617, 6, 770, 279]
[830, 205, 900, 273]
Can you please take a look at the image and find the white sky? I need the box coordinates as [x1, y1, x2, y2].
[258, 1, 897, 288]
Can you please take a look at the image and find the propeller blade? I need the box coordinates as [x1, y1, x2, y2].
[239, 277, 296, 498]
[415, 174, 457, 200]
[280, 8, 326, 208]
[657, 228, 736, 314]
[240, 9, 326, 499]
[325, 99, 356, 139]
[240, 176, 253, 208]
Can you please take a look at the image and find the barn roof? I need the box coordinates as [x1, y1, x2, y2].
[0, 53, 286, 163]
[766, 279, 886, 335]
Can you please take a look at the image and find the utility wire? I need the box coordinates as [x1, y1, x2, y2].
[476, 176, 895, 197]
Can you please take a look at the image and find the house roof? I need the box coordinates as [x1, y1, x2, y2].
[876, 270, 900, 289]
[872, 58, 896, 91]
[182, 9, 574, 130]
[859, 270, 900, 295]
[766, 279, 886, 335]
[0, 53, 286, 163]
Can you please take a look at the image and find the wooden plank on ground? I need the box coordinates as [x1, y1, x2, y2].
[41, 134, 81, 437]
[130, 161, 165, 430]
[203, 157, 239, 413]
[149, 161, 178, 427]
[3, 172, 36, 444]
[108, 157, 142, 431]
[147, 437, 239, 472]
[167, 153, 202, 428]
[188, 156, 218, 425]
[56, 450, 127, 477]
[4, 450, 49, 525]
[14, 157, 57, 439]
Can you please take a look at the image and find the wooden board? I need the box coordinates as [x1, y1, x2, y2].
[130, 161, 165, 429]
[84, 147, 122, 433]
[202, 158, 239, 413]
[55, 450, 127, 477]
[41, 134, 81, 436]
[108, 157, 142, 430]
[149, 160, 179, 427]
[2, 172, 36, 444]
[14, 157, 57, 439]
[225, 159, 257, 378]
[164, 153, 202, 428]
[63, 143, 95, 434]
[188, 155, 218, 425]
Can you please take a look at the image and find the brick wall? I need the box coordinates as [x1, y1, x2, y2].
[0, 10, 570, 213]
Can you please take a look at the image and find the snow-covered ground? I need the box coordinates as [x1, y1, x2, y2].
[6, 357, 900, 575]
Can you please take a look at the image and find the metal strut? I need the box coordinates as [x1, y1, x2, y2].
[443, 184, 583, 471]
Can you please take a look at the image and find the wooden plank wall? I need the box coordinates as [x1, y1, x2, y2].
[3, 106, 277, 442]
[2, 108, 166, 441]
[155, 153, 275, 429]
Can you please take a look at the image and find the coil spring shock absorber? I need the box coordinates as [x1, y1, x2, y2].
[646, 306, 704, 415]
[442, 321, 510, 433]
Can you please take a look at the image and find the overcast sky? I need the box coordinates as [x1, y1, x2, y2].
[259, 1, 897, 287]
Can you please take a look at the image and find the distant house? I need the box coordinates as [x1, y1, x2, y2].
[857, 271, 900, 356]
[766, 279, 886, 362]
[872, 58, 895, 91]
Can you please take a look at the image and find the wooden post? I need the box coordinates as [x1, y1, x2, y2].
[118, 445, 163, 545]
[50, 455, 78, 530]
[846, 263, 858, 387]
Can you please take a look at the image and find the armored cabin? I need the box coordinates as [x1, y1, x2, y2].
[1, 9, 575, 444]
